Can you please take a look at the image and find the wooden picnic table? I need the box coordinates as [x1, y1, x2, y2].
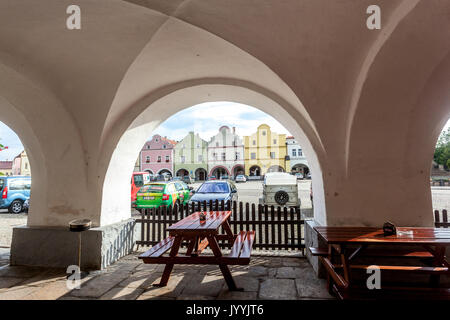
[312, 226, 450, 299]
[139, 211, 255, 291]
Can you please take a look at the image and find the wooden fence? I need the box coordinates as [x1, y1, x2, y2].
[434, 209, 449, 228]
[135, 200, 305, 254]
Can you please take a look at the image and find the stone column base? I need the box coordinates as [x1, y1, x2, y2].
[304, 219, 327, 278]
[10, 218, 137, 270]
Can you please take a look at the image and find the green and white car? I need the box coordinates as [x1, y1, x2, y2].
[134, 181, 192, 209]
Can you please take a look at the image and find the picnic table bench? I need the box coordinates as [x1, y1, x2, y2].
[139, 210, 255, 291]
[310, 226, 450, 300]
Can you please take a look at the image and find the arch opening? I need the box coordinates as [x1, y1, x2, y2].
[100, 84, 327, 226]
[0, 120, 33, 252]
[195, 168, 207, 181]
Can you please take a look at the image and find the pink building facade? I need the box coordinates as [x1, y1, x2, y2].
[140, 134, 176, 176]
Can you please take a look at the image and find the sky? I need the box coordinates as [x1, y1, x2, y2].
[0, 122, 23, 161]
[1, 102, 450, 160]
[0, 102, 291, 160]
[155, 102, 291, 142]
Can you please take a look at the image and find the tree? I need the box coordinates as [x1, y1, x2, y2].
[434, 127, 450, 170]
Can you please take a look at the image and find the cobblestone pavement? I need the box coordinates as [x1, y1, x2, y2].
[0, 253, 334, 300]
[0, 211, 27, 248]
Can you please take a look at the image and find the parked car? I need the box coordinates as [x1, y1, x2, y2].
[189, 180, 238, 205]
[219, 175, 229, 180]
[0, 176, 32, 213]
[23, 198, 29, 213]
[134, 181, 192, 209]
[259, 172, 300, 208]
[306, 172, 311, 179]
[207, 175, 217, 181]
[182, 175, 193, 184]
[131, 172, 151, 205]
[294, 173, 304, 180]
[235, 175, 247, 183]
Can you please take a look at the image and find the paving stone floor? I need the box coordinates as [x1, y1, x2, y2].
[0, 252, 334, 300]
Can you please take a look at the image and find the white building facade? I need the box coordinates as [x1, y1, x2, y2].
[207, 126, 245, 178]
[286, 136, 309, 175]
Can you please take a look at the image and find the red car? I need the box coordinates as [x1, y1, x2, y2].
[131, 172, 151, 205]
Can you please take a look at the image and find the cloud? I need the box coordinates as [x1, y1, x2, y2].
[155, 102, 292, 142]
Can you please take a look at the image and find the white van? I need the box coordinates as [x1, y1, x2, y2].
[259, 172, 300, 207]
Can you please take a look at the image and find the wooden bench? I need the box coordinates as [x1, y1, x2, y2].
[139, 231, 256, 265]
[139, 236, 174, 262]
[226, 230, 256, 265]
[308, 247, 328, 256]
[349, 265, 448, 274]
[332, 283, 450, 300]
[309, 246, 434, 259]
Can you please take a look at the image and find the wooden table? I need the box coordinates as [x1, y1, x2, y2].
[140, 211, 255, 291]
[314, 227, 450, 297]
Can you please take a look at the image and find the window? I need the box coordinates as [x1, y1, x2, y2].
[174, 182, 184, 191]
[251, 152, 256, 160]
[198, 155, 203, 162]
[216, 142, 219, 147]
[273, 139, 277, 144]
[253, 140, 256, 145]
[221, 153, 226, 161]
[212, 153, 217, 160]
[298, 149, 303, 156]
[181, 156, 185, 163]
[133, 175, 144, 187]
[162, 144, 167, 149]
[9, 180, 25, 190]
[147, 145, 150, 149]
[292, 149, 297, 157]
[197, 143, 200, 148]
[262, 131, 266, 136]
[25, 163, 28, 170]
[157, 156, 161, 162]
[235, 152, 239, 160]
[270, 152, 276, 159]
[165, 155, 170, 162]
[146, 156, 150, 163]
[196, 182, 229, 193]
[232, 140, 236, 146]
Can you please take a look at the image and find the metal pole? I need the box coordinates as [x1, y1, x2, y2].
[78, 232, 82, 271]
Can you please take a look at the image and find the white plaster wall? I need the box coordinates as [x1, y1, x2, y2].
[0, 0, 448, 230]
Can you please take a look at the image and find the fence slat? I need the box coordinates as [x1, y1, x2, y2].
[283, 207, 288, 250]
[290, 207, 295, 247]
[136, 201, 305, 252]
[264, 205, 269, 250]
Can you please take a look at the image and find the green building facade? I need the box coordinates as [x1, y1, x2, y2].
[173, 132, 208, 181]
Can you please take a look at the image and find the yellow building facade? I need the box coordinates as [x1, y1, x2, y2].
[244, 124, 290, 176]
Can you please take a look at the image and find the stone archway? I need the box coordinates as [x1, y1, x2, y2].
[210, 166, 230, 179]
[176, 169, 189, 177]
[195, 168, 207, 181]
[158, 169, 172, 178]
[232, 165, 245, 178]
[292, 164, 310, 176]
[249, 166, 261, 177]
